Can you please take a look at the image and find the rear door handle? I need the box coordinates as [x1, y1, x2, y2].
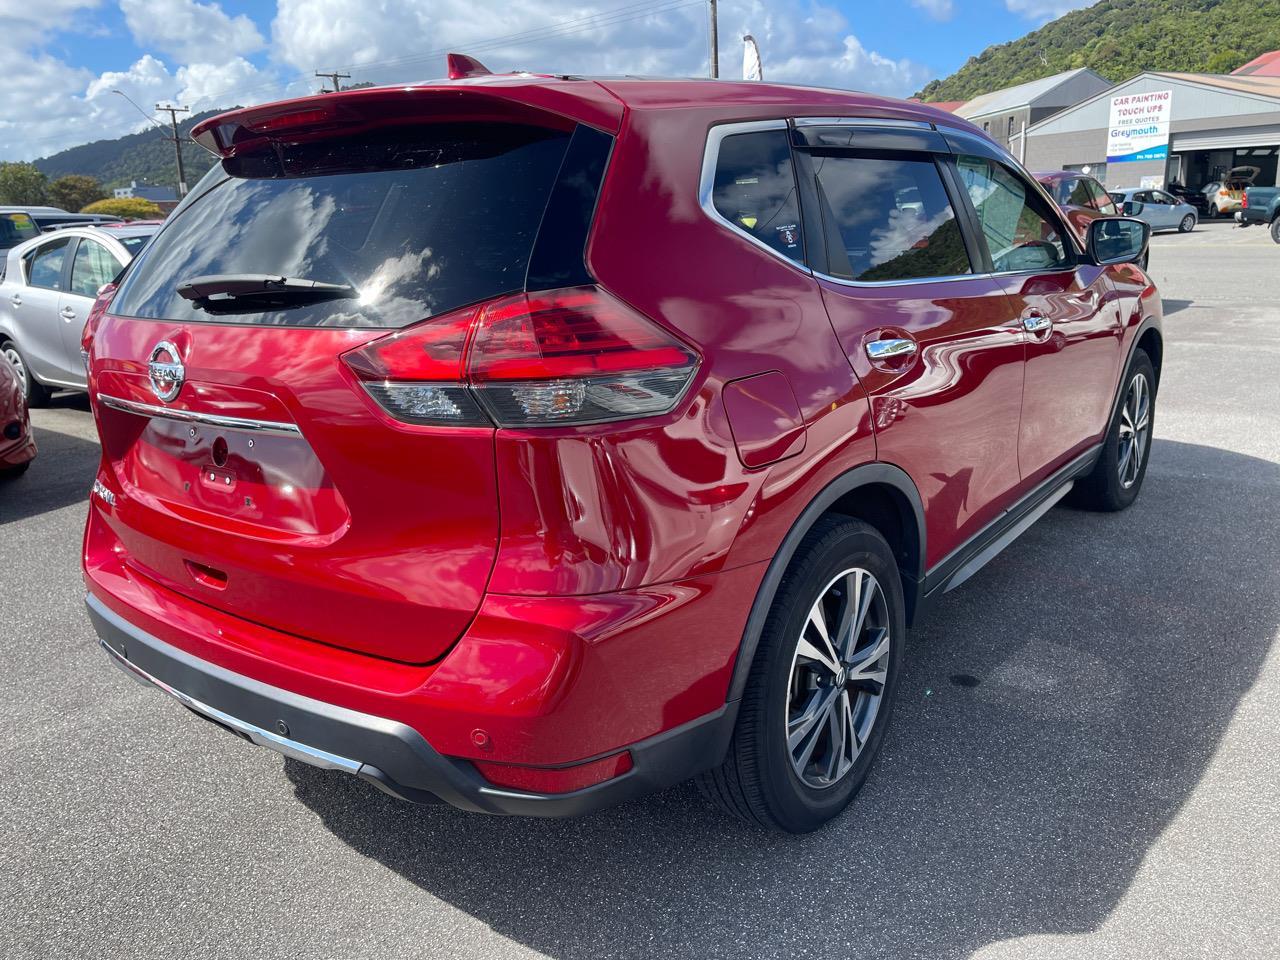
[865, 338, 917, 361]
[60, 306, 77, 321]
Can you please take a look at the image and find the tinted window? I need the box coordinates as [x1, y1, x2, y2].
[119, 236, 150, 257]
[811, 154, 971, 282]
[24, 237, 72, 290]
[711, 129, 804, 264]
[956, 157, 1072, 273]
[69, 239, 120, 297]
[0, 212, 39, 251]
[111, 123, 573, 328]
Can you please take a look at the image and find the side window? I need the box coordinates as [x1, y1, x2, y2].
[1133, 191, 1153, 203]
[23, 237, 72, 290]
[69, 239, 120, 297]
[710, 128, 804, 264]
[1087, 180, 1119, 215]
[1154, 190, 1176, 205]
[809, 154, 972, 282]
[1064, 178, 1094, 208]
[955, 157, 1072, 273]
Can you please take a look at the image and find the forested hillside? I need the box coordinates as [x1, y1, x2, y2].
[33, 109, 226, 191]
[917, 0, 1280, 101]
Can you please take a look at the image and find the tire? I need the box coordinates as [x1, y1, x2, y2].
[0, 461, 30, 481]
[697, 516, 905, 833]
[1070, 349, 1155, 512]
[0, 339, 51, 408]
[1270, 217, 1280, 244]
[1178, 214, 1196, 233]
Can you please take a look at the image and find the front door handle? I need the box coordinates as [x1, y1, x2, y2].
[9, 295, 21, 308]
[60, 306, 77, 321]
[865, 338, 917, 362]
[1022, 312, 1053, 336]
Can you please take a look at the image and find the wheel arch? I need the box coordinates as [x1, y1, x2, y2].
[726, 463, 925, 702]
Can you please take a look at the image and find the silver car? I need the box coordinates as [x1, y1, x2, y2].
[1109, 188, 1198, 234]
[0, 224, 156, 404]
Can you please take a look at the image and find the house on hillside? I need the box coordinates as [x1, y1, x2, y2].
[956, 68, 1111, 159]
[112, 180, 178, 204]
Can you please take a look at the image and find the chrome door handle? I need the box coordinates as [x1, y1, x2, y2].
[865, 338, 917, 361]
[1022, 313, 1052, 335]
[60, 306, 77, 321]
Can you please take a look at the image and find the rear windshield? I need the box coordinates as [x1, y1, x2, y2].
[0, 213, 39, 250]
[111, 123, 572, 328]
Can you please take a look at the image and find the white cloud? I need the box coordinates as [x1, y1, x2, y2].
[1004, 0, 1096, 20]
[910, 0, 955, 20]
[119, 0, 264, 63]
[4, 0, 936, 161]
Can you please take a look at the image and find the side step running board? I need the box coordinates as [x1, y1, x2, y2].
[943, 480, 1073, 593]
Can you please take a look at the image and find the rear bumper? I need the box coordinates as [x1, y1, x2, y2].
[88, 593, 736, 816]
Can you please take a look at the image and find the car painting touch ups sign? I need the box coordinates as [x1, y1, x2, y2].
[1107, 89, 1173, 163]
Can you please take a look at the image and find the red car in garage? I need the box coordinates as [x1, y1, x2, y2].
[82, 66, 1161, 832]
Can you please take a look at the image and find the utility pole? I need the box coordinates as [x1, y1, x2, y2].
[708, 0, 719, 78]
[315, 70, 351, 93]
[155, 103, 190, 198]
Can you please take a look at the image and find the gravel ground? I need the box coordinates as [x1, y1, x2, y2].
[1, 218, 1277, 959]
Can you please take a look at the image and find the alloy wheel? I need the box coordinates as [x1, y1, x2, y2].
[1, 345, 26, 399]
[1180, 214, 1195, 232]
[1117, 372, 1150, 489]
[786, 567, 890, 789]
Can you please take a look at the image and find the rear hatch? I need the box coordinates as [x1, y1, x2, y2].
[89, 90, 600, 663]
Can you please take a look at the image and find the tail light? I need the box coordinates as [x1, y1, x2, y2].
[1242, 193, 1249, 208]
[81, 282, 117, 369]
[343, 286, 699, 428]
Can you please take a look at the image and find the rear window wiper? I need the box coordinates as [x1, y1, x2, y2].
[176, 274, 358, 314]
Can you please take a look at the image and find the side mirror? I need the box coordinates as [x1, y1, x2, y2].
[1087, 216, 1150, 266]
[1122, 200, 1144, 215]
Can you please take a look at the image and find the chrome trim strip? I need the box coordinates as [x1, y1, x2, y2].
[97, 393, 302, 436]
[698, 119, 814, 274]
[99, 637, 363, 775]
[813, 268, 981, 289]
[793, 117, 934, 130]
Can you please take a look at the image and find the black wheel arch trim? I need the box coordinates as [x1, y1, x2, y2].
[726, 462, 926, 702]
[1110, 315, 1162, 427]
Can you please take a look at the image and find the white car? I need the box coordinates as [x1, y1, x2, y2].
[1202, 165, 1260, 218]
[0, 224, 157, 404]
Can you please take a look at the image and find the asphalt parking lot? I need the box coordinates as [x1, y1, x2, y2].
[2, 218, 1277, 960]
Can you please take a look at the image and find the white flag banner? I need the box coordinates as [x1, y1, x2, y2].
[742, 35, 762, 81]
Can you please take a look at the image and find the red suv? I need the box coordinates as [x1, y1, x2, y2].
[82, 70, 1161, 833]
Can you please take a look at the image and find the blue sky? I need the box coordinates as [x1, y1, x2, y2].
[3, 0, 1089, 160]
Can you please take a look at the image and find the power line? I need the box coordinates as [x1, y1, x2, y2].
[315, 70, 351, 93]
[155, 103, 190, 198]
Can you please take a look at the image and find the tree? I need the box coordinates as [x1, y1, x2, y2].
[47, 175, 106, 213]
[0, 162, 49, 205]
[80, 198, 164, 220]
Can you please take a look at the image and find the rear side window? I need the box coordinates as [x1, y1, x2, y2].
[69, 239, 119, 297]
[119, 236, 150, 257]
[710, 129, 805, 264]
[1, 213, 39, 251]
[24, 237, 72, 290]
[810, 154, 971, 282]
[955, 157, 1072, 273]
[111, 123, 574, 328]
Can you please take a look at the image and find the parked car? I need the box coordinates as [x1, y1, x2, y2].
[0, 206, 123, 234]
[1035, 170, 1119, 238]
[82, 69, 1160, 833]
[1237, 184, 1280, 242]
[1109, 188, 1198, 233]
[0, 351, 35, 478]
[1202, 166, 1260, 218]
[1164, 180, 1209, 214]
[0, 210, 41, 253]
[0, 224, 157, 404]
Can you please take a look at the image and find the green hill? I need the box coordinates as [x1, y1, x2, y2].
[917, 0, 1280, 102]
[32, 108, 228, 192]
